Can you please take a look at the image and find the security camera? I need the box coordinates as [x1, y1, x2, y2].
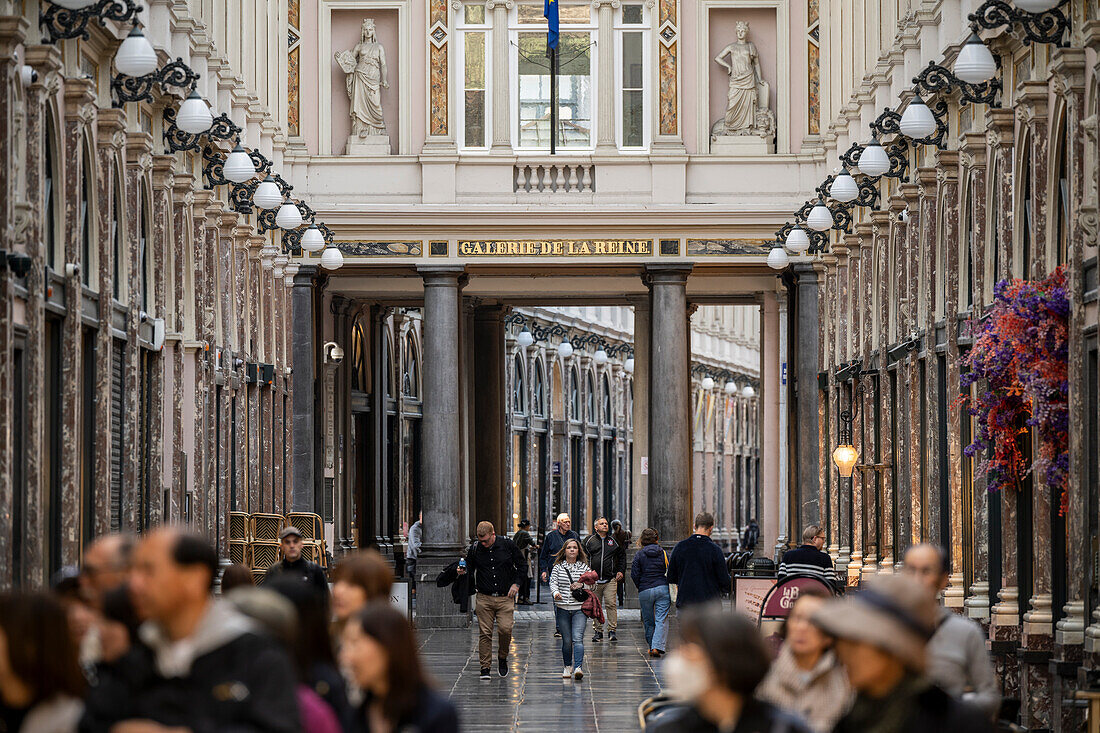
[20, 66, 37, 87]
[898, 209, 910, 223]
[64, 262, 81, 278]
[324, 342, 344, 364]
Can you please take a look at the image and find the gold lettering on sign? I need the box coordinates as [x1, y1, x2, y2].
[457, 240, 653, 257]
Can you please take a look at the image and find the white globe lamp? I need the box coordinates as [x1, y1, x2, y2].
[807, 200, 834, 232]
[300, 225, 325, 252]
[858, 139, 891, 177]
[701, 376, 715, 391]
[767, 245, 789, 270]
[320, 246, 344, 270]
[899, 95, 937, 139]
[253, 175, 282, 209]
[594, 349, 608, 366]
[1013, 0, 1060, 11]
[724, 380, 736, 395]
[223, 144, 256, 183]
[785, 226, 810, 254]
[624, 357, 635, 374]
[830, 170, 859, 203]
[517, 329, 534, 348]
[558, 341, 574, 359]
[114, 26, 158, 77]
[954, 34, 998, 84]
[176, 90, 214, 135]
[275, 198, 303, 230]
[742, 383, 756, 398]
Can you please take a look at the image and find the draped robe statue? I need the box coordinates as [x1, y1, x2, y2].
[711, 22, 775, 153]
[335, 19, 390, 154]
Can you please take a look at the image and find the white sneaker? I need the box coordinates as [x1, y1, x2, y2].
[562, 666, 572, 678]
[573, 667, 584, 680]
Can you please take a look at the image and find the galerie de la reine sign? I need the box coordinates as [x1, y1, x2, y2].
[458, 239, 653, 257]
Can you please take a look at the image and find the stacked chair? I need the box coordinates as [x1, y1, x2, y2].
[225, 511, 329, 586]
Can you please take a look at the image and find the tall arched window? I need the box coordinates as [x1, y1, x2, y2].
[402, 333, 419, 398]
[533, 360, 545, 417]
[961, 175, 974, 311]
[351, 319, 368, 392]
[512, 355, 526, 414]
[570, 368, 580, 419]
[585, 372, 595, 422]
[601, 375, 611, 425]
[1019, 134, 1033, 280]
[138, 186, 151, 312]
[1054, 116, 1069, 266]
[80, 142, 93, 287]
[44, 119, 58, 270]
[111, 168, 122, 300]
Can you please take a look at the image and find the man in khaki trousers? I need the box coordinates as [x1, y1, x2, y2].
[583, 517, 626, 642]
[457, 521, 525, 679]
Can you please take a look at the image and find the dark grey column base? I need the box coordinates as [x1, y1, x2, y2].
[413, 549, 471, 629]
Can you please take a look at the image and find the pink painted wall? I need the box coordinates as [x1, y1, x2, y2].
[329, 9, 401, 155]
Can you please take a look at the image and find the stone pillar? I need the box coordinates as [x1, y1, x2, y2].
[291, 265, 318, 513]
[760, 292, 780, 556]
[416, 266, 467, 628]
[594, 0, 616, 154]
[793, 264, 821, 534]
[473, 306, 506, 531]
[775, 290, 789, 560]
[629, 296, 650, 535]
[646, 264, 691, 542]
[488, 0, 513, 154]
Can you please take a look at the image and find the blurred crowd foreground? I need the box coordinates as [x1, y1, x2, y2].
[0, 527, 1010, 733]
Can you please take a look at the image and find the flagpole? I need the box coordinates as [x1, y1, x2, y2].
[549, 45, 558, 155]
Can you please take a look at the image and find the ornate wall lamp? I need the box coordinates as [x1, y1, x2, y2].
[40, 0, 140, 42]
[969, 0, 1069, 47]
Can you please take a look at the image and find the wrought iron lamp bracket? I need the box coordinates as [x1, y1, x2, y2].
[112, 57, 198, 106]
[839, 143, 864, 170]
[40, 0, 141, 42]
[969, 0, 1070, 47]
[912, 60, 1001, 108]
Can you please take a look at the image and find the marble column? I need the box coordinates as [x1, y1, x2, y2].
[761, 292, 780, 556]
[291, 265, 318, 513]
[793, 264, 821, 533]
[594, 0, 616, 154]
[629, 295, 650, 535]
[488, 0, 513, 154]
[646, 264, 691, 542]
[473, 305, 506, 531]
[775, 290, 789, 559]
[416, 266, 467, 628]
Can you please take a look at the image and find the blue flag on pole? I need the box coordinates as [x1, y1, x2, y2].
[544, 0, 559, 49]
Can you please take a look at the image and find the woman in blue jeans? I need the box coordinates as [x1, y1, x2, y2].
[630, 527, 672, 657]
[550, 539, 593, 680]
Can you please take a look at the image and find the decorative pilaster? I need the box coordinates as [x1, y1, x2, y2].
[593, 0, 618, 154]
[487, 0, 513, 153]
[291, 265, 319, 514]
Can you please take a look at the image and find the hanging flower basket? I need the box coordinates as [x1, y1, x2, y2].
[961, 266, 1069, 514]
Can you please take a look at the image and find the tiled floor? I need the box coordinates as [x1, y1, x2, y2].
[417, 597, 668, 732]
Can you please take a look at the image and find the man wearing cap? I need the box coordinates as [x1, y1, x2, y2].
[903, 543, 999, 718]
[266, 526, 330, 602]
[512, 519, 537, 605]
[811, 574, 992, 732]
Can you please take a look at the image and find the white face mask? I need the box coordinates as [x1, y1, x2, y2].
[663, 650, 711, 701]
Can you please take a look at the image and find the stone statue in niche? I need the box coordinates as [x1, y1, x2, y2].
[711, 21, 776, 155]
[335, 18, 390, 155]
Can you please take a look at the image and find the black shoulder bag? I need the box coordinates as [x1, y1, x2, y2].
[563, 567, 588, 601]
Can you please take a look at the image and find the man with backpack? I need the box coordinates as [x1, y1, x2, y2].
[583, 517, 625, 642]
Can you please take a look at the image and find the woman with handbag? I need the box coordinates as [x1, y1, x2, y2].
[631, 527, 672, 658]
[549, 539, 594, 680]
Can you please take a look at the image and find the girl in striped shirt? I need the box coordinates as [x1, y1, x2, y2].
[550, 539, 593, 680]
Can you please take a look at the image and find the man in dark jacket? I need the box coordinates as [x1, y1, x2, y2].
[667, 513, 732, 609]
[82, 528, 298, 733]
[266, 525, 330, 604]
[812, 574, 993, 733]
[458, 521, 525, 680]
[538, 513, 580, 582]
[778, 524, 837, 586]
[512, 519, 537, 604]
[583, 517, 626, 642]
